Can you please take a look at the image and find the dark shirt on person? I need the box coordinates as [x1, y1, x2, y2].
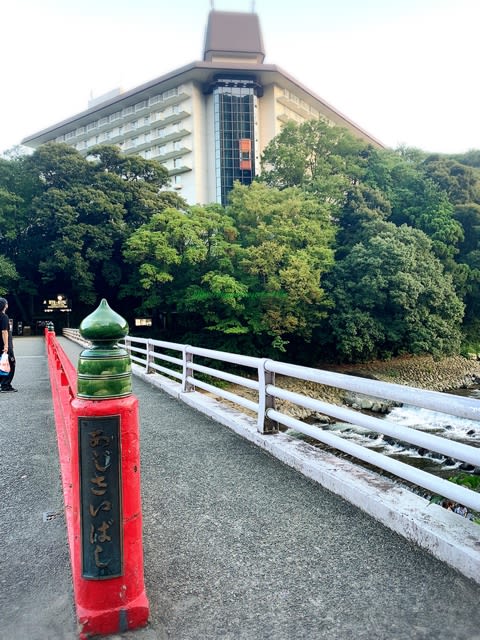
[0, 313, 13, 354]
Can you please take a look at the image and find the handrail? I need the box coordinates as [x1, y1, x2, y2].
[46, 329, 77, 455]
[266, 360, 480, 422]
[64, 330, 480, 513]
[47, 330, 77, 396]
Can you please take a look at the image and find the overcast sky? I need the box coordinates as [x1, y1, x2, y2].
[2, 0, 478, 155]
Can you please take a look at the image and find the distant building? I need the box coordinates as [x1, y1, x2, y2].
[22, 10, 384, 205]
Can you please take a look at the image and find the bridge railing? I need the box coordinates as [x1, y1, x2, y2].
[62, 329, 480, 513]
[46, 328, 77, 456]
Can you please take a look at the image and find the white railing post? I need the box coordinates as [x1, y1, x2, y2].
[146, 339, 154, 373]
[182, 346, 194, 392]
[257, 359, 278, 433]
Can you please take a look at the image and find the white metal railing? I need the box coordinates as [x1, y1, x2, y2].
[62, 330, 480, 512]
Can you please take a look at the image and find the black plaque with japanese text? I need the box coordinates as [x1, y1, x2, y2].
[79, 416, 123, 579]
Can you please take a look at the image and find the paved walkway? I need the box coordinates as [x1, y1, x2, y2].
[1, 336, 480, 640]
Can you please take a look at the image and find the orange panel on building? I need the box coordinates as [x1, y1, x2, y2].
[239, 138, 252, 170]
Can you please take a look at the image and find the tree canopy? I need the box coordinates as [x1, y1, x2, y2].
[1, 131, 480, 364]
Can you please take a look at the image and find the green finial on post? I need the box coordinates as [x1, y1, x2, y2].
[77, 299, 132, 399]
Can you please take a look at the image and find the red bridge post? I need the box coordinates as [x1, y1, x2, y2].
[69, 299, 149, 638]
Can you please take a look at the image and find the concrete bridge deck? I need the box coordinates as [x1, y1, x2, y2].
[1, 336, 480, 640]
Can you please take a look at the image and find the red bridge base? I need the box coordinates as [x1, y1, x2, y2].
[46, 331, 149, 638]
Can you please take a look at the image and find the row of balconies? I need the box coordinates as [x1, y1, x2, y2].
[123, 138, 191, 161]
[67, 108, 191, 145]
[276, 95, 313, 122]
[58, 91, 191, 144]
[280, 90, 320, 119]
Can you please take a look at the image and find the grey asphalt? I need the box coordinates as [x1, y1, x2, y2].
[1, 336, 480, 640]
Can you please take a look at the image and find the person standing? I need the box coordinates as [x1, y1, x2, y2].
[0, 297, 17, 392]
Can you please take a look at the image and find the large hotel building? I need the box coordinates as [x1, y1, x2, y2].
[22, 9, 384, 205]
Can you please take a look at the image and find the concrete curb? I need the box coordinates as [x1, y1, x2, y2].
[132, 365, 480, 585]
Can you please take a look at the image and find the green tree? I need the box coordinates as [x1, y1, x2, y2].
[389, 161, 463, 264]
[0, 143, 177, 319]
[0, 181, 23, 297]
[123, 182, 336, 356]
[452, 203, 480, 323]
[326, 221, 464, 361]
[123, 203, 244, 338]
[422, 156, 480, 205]
[227, 182, 335, 352]
[260, 119, 369, 205]
[0, 255, 18, 295]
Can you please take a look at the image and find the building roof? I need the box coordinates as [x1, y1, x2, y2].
[203, 10, 265, 63]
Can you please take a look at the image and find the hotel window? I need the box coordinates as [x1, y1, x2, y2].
[173, 139, 182, 151]
[109, 111, 121, 122]
[173, 157, 182, 169]
[86, 122, 97, 131]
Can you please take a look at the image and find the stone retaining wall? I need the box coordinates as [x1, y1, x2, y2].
[334, 354, 480, 391]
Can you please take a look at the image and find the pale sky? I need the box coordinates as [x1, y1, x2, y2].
[2, 0, 479, 156]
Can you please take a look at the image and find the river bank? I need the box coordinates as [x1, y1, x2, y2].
[329, 354, 480, 391]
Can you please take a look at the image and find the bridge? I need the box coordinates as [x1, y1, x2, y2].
[1, 335, 480, 640]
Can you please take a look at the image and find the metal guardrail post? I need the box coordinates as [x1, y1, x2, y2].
[182, 346, 194, 392]
[146, 339, 154, 373]
[69, 299, 149, 638]
[258, 359, 278, 433]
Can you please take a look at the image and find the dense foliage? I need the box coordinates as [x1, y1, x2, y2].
[2, 125, 480, 363]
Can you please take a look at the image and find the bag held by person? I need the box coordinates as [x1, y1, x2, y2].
[0, 353, 10, 375]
